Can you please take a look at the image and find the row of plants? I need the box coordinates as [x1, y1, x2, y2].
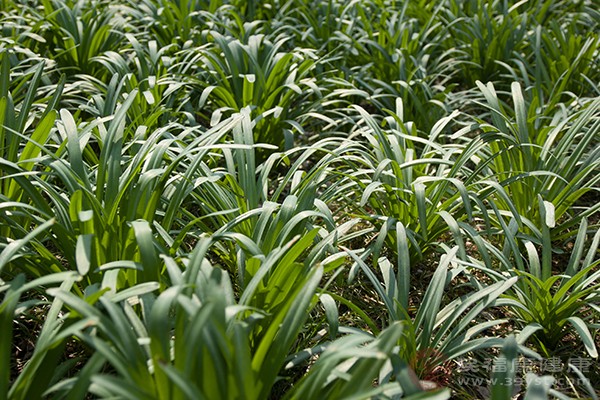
[1, 0, 599, 398]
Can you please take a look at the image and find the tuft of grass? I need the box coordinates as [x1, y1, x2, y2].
[2, 0, 599, 398]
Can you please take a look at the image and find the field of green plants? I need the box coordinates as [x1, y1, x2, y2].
[1, 0, 599, 398]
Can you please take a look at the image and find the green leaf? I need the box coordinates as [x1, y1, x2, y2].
[491, 335, 518, 400]
[319, 293, 339, 339]
[566, 317, 598, 358]
[523, 373, 555, 400]
[76, 234, 94, 276]
[0, 275, 26, 397]
[0, 218, 55, 273]
[130, 220, 160, 283]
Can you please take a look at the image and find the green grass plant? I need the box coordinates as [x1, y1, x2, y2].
[2, 0, 599, 397]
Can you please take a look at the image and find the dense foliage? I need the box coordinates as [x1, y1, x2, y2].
[1, 0, 599, 398]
